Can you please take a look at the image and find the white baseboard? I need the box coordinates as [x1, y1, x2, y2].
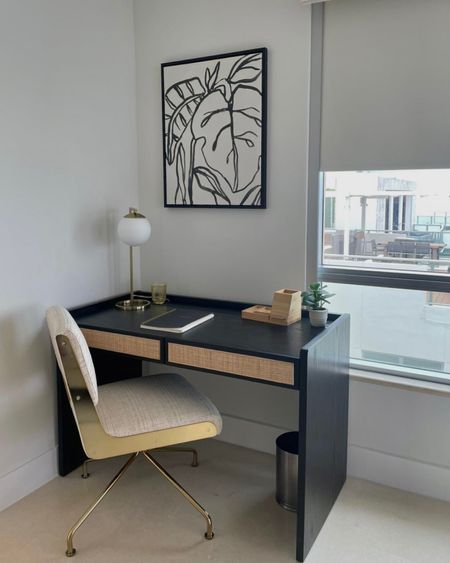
[3, 424, 449, 512]
[0, 447, 58, 512]
[348, 444, 450, 503]
[216, 413, 293, 456]
[217, 415, 450, 503]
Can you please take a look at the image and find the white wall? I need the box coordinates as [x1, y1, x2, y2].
[134, 0, 310, 303]
[136, 0, 450, 504]
[0, 0, 139, 510]
[349, 380, 450, 503]
[134, 0, 311, 487]
[2, 0, 449, 513]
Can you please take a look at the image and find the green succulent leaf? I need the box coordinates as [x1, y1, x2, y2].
[302, 282, 334, 310]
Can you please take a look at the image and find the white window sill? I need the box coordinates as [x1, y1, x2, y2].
[350, 368, 450, 397]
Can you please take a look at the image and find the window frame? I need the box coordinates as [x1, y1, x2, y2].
[352, 359, 450, 387]
[316, 172, 450, 293]
[306, 5, 450, 295]
[306, 3, 450, 386]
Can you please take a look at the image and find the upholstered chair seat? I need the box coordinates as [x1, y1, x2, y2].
[96, 373, 222, 438]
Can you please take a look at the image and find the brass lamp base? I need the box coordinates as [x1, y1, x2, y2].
[115, 299, 150, 311]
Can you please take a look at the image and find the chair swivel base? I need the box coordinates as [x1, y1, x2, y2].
[80, 447, 199, 480]
[66, 450, 212, 557]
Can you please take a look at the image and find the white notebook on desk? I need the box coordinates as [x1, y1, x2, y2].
[140, 308, 214, 333]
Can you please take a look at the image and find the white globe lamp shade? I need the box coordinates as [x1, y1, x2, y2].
[117, 208, 151, 246]
[115, 208, 151, 312]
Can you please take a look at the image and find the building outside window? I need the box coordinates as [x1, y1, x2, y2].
[319, 170, 450, 383]
[322, 170, 450, 275]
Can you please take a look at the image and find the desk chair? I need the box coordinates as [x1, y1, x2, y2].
[46, 306, 222, 557]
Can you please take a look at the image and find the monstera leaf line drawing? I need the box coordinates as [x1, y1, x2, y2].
[162, 49, 266, 207]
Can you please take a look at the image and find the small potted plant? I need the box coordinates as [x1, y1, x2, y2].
[301, 283, 335, 327]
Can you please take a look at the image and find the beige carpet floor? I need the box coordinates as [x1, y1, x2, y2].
[1, 440, 449, 563]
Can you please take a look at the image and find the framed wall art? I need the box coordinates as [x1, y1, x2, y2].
[161, 48, 267, 208]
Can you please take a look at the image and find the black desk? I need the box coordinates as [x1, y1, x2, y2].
[57, 293, 350, 562]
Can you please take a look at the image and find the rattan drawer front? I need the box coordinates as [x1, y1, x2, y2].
[168, 343, 294, 386]
[81, 329, 160, 360]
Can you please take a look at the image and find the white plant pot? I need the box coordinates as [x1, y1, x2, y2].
[309, 309, 328, 327]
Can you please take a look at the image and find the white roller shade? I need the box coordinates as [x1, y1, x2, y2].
[320, 0, 450, 171]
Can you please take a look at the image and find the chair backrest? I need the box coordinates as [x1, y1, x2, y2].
[46, 306, 98, 406]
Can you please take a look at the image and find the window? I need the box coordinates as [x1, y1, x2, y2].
[317, 170, 450, 384]
[310, 1, 450, 384]
[329, 283, 450, 383]
[320, 170, 450, 292]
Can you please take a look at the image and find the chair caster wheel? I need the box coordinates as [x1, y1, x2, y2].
[205, 531, 214, 540]
[66, 548, 76, 557]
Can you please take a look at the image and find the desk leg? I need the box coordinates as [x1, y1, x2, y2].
[57, 350, 143, 476]
[296, 317, 350, 561]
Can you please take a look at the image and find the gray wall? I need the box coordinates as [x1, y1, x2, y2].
[0, 0, 139, 510]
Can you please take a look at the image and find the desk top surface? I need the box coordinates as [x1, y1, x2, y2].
[73, 295, 341, 362]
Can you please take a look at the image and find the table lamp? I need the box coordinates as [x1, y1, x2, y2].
[115, 208, 151, 311]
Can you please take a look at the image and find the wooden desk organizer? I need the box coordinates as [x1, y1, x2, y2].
[241, 289, 302, 326]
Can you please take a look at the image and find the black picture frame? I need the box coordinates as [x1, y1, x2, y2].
[161, 48, 267, 209]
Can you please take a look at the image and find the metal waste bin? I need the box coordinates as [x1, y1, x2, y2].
[276, 431, 298, 512]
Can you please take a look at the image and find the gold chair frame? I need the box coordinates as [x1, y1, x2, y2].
[56, 334, 217, 557]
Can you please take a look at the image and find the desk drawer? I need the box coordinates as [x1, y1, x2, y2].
[81, 329, 160, 361]
[168, 343, 294, 386]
